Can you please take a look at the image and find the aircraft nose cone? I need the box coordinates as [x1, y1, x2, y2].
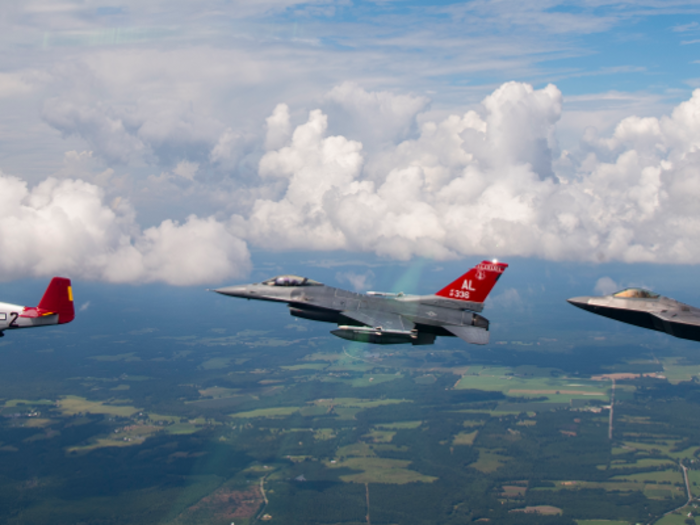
[213, 285, 253, 298]
[567, 296, 594, 311]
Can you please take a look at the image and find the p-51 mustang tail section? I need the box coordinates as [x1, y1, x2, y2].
[37, 277, 75, 324]
[435, 260, 508, 304]
[0, 277, 75, 336]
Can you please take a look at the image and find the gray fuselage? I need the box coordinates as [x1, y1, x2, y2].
[568, 292, 700, 342]
[215, 281, 488, 339]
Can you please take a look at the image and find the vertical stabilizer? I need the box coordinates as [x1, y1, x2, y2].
[37, 277, 75, 324]
[435, 261, 508, 303]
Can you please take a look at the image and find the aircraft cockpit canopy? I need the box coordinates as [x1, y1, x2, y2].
[262, 275, 323, 287]
[612, 288, 660, 299]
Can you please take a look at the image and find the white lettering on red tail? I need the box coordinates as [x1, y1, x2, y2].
[476, 263, 506, 273]
[435, 260, 508, 303]
[462, 280, 476, 291]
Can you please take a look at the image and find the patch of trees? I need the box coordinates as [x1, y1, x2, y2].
[265, 480, 366, 525]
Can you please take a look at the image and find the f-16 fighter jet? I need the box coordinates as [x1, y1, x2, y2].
[214, 261, 508, 346]
[0, 277, 75, 336]
[568, 288, 700, 342]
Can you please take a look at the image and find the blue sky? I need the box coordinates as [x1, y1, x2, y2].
[262, 1, 700, 97]
[2, 1, 700, 289]
[6, 252, 699, 353]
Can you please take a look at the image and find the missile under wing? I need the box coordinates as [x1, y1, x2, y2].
[0, 277, 75, 336]
[214, 261, 508, 346]
[568, 287, 700, 342]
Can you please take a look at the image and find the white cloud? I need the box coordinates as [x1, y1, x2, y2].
[53, 150, 114, 186]
[39, 48, 259, 167]
[264, 103, 292, 151]
[236, 82, 700, 265]
[172, 160, 199, 181]
[335, 270, 375, 292]
[0, 173, 250, 285]
[126, 215, 250, 286]
[594, 277, 619, 295]
[242, 109, 365, 251]
[42, 97, 149, 165]
[210, 128, 259, 172]
[324, 82, 430, 149]
[6, 1, 700, 288]
[0, 72, 36, 98]
[12, 79, 700, 280]
[488, 288, 524, 310]
[673, 21, 699, 33]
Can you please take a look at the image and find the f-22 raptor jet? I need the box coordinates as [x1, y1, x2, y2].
[568, 287, 700, 342]
[215, 261, 508, 346]
[0, 277, 75, 336]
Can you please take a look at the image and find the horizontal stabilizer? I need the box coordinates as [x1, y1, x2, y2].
[19, 308, 55, 319]
[444, 325, 489, 345]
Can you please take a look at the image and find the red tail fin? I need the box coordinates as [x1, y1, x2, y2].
[435, 261, 508, 303]
[37, 277, 75, 324]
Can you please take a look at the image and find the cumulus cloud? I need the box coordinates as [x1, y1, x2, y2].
[594, 277, 619, 295]
[42, 97, 149, 165]
[235, 82, 700, 265]
[39, 49, 248, 167]
[488, 288, 524, 310]
[126, 215, 249, 286]
[172, 160, 199, 181]
[210, 128, 260, 172]
[324, 82, 430, 149]
[0, 173, 250, 285]
[264, 103, 292, 151]
[42, 92, 226, 167]
[241, 82, 560, 259]
[11, 80, 700, 285]
[335, 270, 375, 292]
[241, 109, 365, 251]
[0, 72, 36, 98]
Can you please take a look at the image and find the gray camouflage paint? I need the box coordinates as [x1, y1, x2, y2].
[215, 279, 491, 346]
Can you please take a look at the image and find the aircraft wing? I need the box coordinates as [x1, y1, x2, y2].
[653, 310, 700, 326]
[443, 325, 490, 345]
[341, 310, 414, 332]
[651, 310, 700, 340]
